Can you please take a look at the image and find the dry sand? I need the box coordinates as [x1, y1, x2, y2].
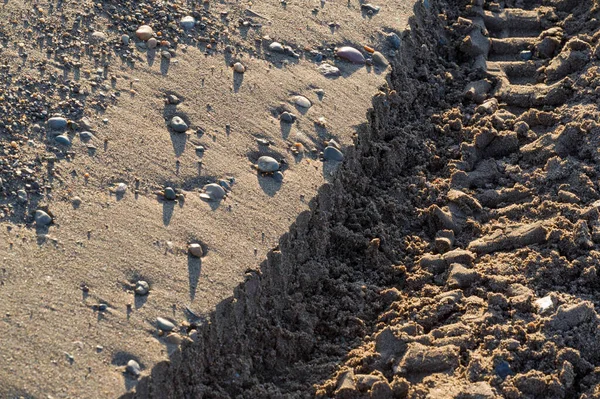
[7, 0, 600, 398]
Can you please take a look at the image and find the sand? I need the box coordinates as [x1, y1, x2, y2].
[0, 0, 411, 397]
[6, 0, 600, 397]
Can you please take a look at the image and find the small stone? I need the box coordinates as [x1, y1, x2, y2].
[200, 183, 226, 201]
[280, 112, 296, 123]
[167, 94, 180, 104]
[164, 333, 183, 345]
[48, 116, 67, 130]
[180, 16, 196, 30]
[125, 360, 141, 378]
[116, 183, 128, 195]
[79, 131, 94, 141]
[134, 281, 149, 295]
[164, 187, 177, 200]
[317, 63, 341, 77]
[269, 42, 284, 53]
[161, 51, 171, 60]
[188, 243, 204, 257]
[233, 62, 246, 73]
[257, 156, 280, 172]
[323, 146, 344, 161]
[372, 51, 388, 67]
[195, 146, 205, 153]
[335, 46, 366, 64]
[293, 95, 312, 108]
[72, 197, 82, 207]
[35, 210, 52, 226]
[121, 34, 130, 45]
[388, 32, 401, 49]
[256, 138, 270, 146]
[170, 116, 188, 133]
[361, 3, 381, 12]
[91, 31, 107, 43]
[519, 50, 533, 61]
[273, 171, 284, 182]
[156, 317, 175, 332]
[147, 38, 158, 49]
[55, 135, 71, 146]
[135, 25, 153, 41]
[534, 295, 554, 314]
[17, 189, 27, 203]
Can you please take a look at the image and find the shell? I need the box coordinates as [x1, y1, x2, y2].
[335, 46, 366, 64]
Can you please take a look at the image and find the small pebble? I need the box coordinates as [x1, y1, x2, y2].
[126, 360, 141, 378]
[35, 210, 52, 226]
[257, 156, 280, 172]
[180, 16, 196, 30]
[91, 31, 107, 43]
[273, 171, 284, 182]
[371, 51, 388, 67]
[167, 94, 180, 104]
[135, 281, 149, 295]
[121, 34, 130, 45]
[233, 62, 246, 73]
[280, 112, 296, 123]
[147, 38, 158, 49]
[79, 131, 94, 141]
[170, 116, 188, 133]
[164, 187, 177, 200]
[135, 25, 153, 41]
[55, 135, 71, 146]
[48, 116, 67, 130]
[388, 32, 401, 49]
[17, 189, 27, 203]
[116, 183, 128, 195]
[269, 42, 284, 53]
[293, 95, 312, 109]
[317, 63, 341, 77]
[156, 317, 175, 332]
[188, 243, 204, 257]
[199, 183, 226, 201]
[323, 146, 344, 161]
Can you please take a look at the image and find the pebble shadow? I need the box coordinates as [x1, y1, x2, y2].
[257, 175, 282, 196]
[322, 161, 341, 182]
[279, 120, 292, 139]
[147, 49, 156, 66]
[160, 57, 170, 75]
[162, 200, 175, 226]
[188, 255, 202, 301]
[112, 351, 144, 391]
[233, 71, 244, 93]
